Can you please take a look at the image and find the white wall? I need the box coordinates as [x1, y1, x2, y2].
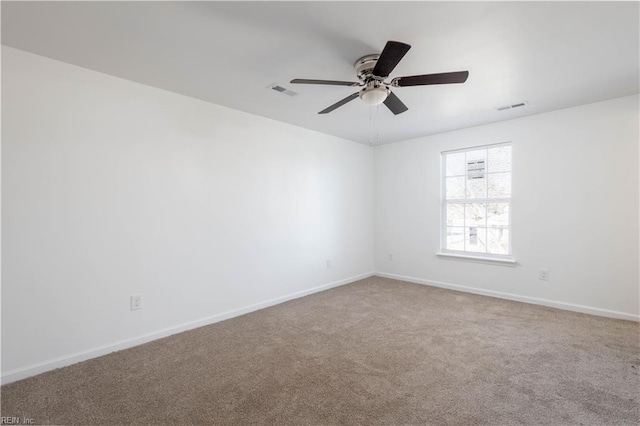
[2, 45, 638, 384]
[375, 94, 639, 320]
[1, 47, 374, 380]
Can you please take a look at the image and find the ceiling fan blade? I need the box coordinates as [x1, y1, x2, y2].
[383, 91, 408, 115]
[291, 79, 360, 87]
[372, 41, 411, 78]
[394, 71, 469, 87]
[318, 92, 360, 114]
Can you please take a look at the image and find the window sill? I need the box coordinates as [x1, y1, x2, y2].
[436, 252, 517, 266]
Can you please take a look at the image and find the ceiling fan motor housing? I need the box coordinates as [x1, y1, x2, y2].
[355, 54, 380, 82]
[355, 54, 391, 105]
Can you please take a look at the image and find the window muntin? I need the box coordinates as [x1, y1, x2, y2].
[441, 143, 512, 257]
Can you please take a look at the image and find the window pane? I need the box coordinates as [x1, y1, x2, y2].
[446, 176, 465, 200]
[446, 203, 465, 226]
[487, 228, 509, 254]
[488, 172, 511, 198]
[487, 203, 509, 228]
[466, 175, 486, 199]
[465, 203, 486, 226]
[466, 150, 487, 184]
[446, 152, 465, 176]
[466, 148, 487, 165]
[465, 227, 487, 253]
[467, 159, 485, 180]
[488, 145, 512, 172]
[446, 227, 465, 251]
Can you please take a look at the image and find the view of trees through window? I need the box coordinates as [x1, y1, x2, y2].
[442, 143, 512, 256]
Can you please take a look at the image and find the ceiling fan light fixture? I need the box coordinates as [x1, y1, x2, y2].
[359, 86, 390, 106]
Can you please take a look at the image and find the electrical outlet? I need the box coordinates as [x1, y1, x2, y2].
[326, 259, 331, 269]
[388, 254, 393, 261]
[538, 269, 550, 281]
[130, 295, 142, 310]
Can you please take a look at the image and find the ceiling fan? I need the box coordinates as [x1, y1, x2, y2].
[291, 40, 469, 115]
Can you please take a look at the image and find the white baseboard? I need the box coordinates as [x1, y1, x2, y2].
[1, 272, 374, 385]
[374, 271, 640, 322]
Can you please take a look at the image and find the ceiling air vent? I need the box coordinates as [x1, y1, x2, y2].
[496, 101, 529, 111]
[267, 83, 297, 97]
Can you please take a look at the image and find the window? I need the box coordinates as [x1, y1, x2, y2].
[441, 143, 512, 259]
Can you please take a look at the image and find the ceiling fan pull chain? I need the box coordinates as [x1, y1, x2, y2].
[369, 105, 373, 146]
[376, 104, 380, 144]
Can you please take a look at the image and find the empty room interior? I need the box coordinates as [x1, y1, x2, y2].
[1, 1, 639, 425]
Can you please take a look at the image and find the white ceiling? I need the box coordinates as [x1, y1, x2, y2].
[2, 1, 639, 145]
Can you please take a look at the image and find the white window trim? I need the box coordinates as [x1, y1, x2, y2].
[436, 252, 517, 265]
[439, 142, 514, 261]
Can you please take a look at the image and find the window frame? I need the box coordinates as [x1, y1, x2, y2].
[440, 142, 513, 261]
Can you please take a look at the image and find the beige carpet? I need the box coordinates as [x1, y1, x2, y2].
[2, 276, 639, 425]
